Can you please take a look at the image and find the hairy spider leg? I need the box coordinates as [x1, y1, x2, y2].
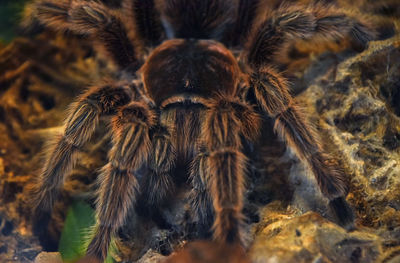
[123, 0, 164, 46]
[230, 0, 260, 46]
[250, 66, 354, 229]
[245, 2, 376, 68]
[31, 84, 132, 246]
[200, 96, 260, 244]
[34, 0, 140, 69]
[145, 125, 176, 205]
[87, 101, 156, 261]
[189, 150, 214, 239]
[159, 0, 235, 41]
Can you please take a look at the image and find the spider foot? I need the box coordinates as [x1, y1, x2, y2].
[329, 197, 356, 231]
[32, 209, 59, 251]
[150, 229, 175, 256]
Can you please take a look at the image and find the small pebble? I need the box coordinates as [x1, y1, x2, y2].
[34, 252, 63, 263]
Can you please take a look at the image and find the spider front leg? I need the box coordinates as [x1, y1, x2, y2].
[189, 150, 214, 239]
[146, 125, 175, 205]
[251, 67, 354, 229]
[200, 97, 260, 244]
[31, 85, 131, 237]
[86, 101, 156, 261]
[135, 125, 176, 229]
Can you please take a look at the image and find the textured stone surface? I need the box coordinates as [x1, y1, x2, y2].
[251, 210, 381, 263]
[246, 35, 400, 263]
[293, 36, 400, 263]
[298, 38, 400, 231]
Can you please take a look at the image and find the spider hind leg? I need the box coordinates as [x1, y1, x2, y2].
[33, 0, 140, 69]
[329, 196, 355, 231]
[159, 0, 235, 40]
[245, 3, 376, 68]
[124, 0, 164, 46]
[250, 67, 354, 229]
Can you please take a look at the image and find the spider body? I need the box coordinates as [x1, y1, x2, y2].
[143, 39, 240, 105]
[30, 0, 375, 261]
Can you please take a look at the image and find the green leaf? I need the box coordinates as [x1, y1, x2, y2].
[0, 0, 28, 43]
[59, 201, 116, 263]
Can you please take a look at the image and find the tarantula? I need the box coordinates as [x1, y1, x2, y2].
[30, 0, 375, 261]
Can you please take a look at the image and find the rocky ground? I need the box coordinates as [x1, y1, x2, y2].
[0, 1, 399, 263]
[248, 35, 400, 263]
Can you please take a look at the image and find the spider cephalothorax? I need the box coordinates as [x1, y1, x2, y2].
[142, 39, 241, 104]
[30, 0, 375, 261]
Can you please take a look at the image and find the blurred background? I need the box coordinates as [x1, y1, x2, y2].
[0, 0, 29, 43]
